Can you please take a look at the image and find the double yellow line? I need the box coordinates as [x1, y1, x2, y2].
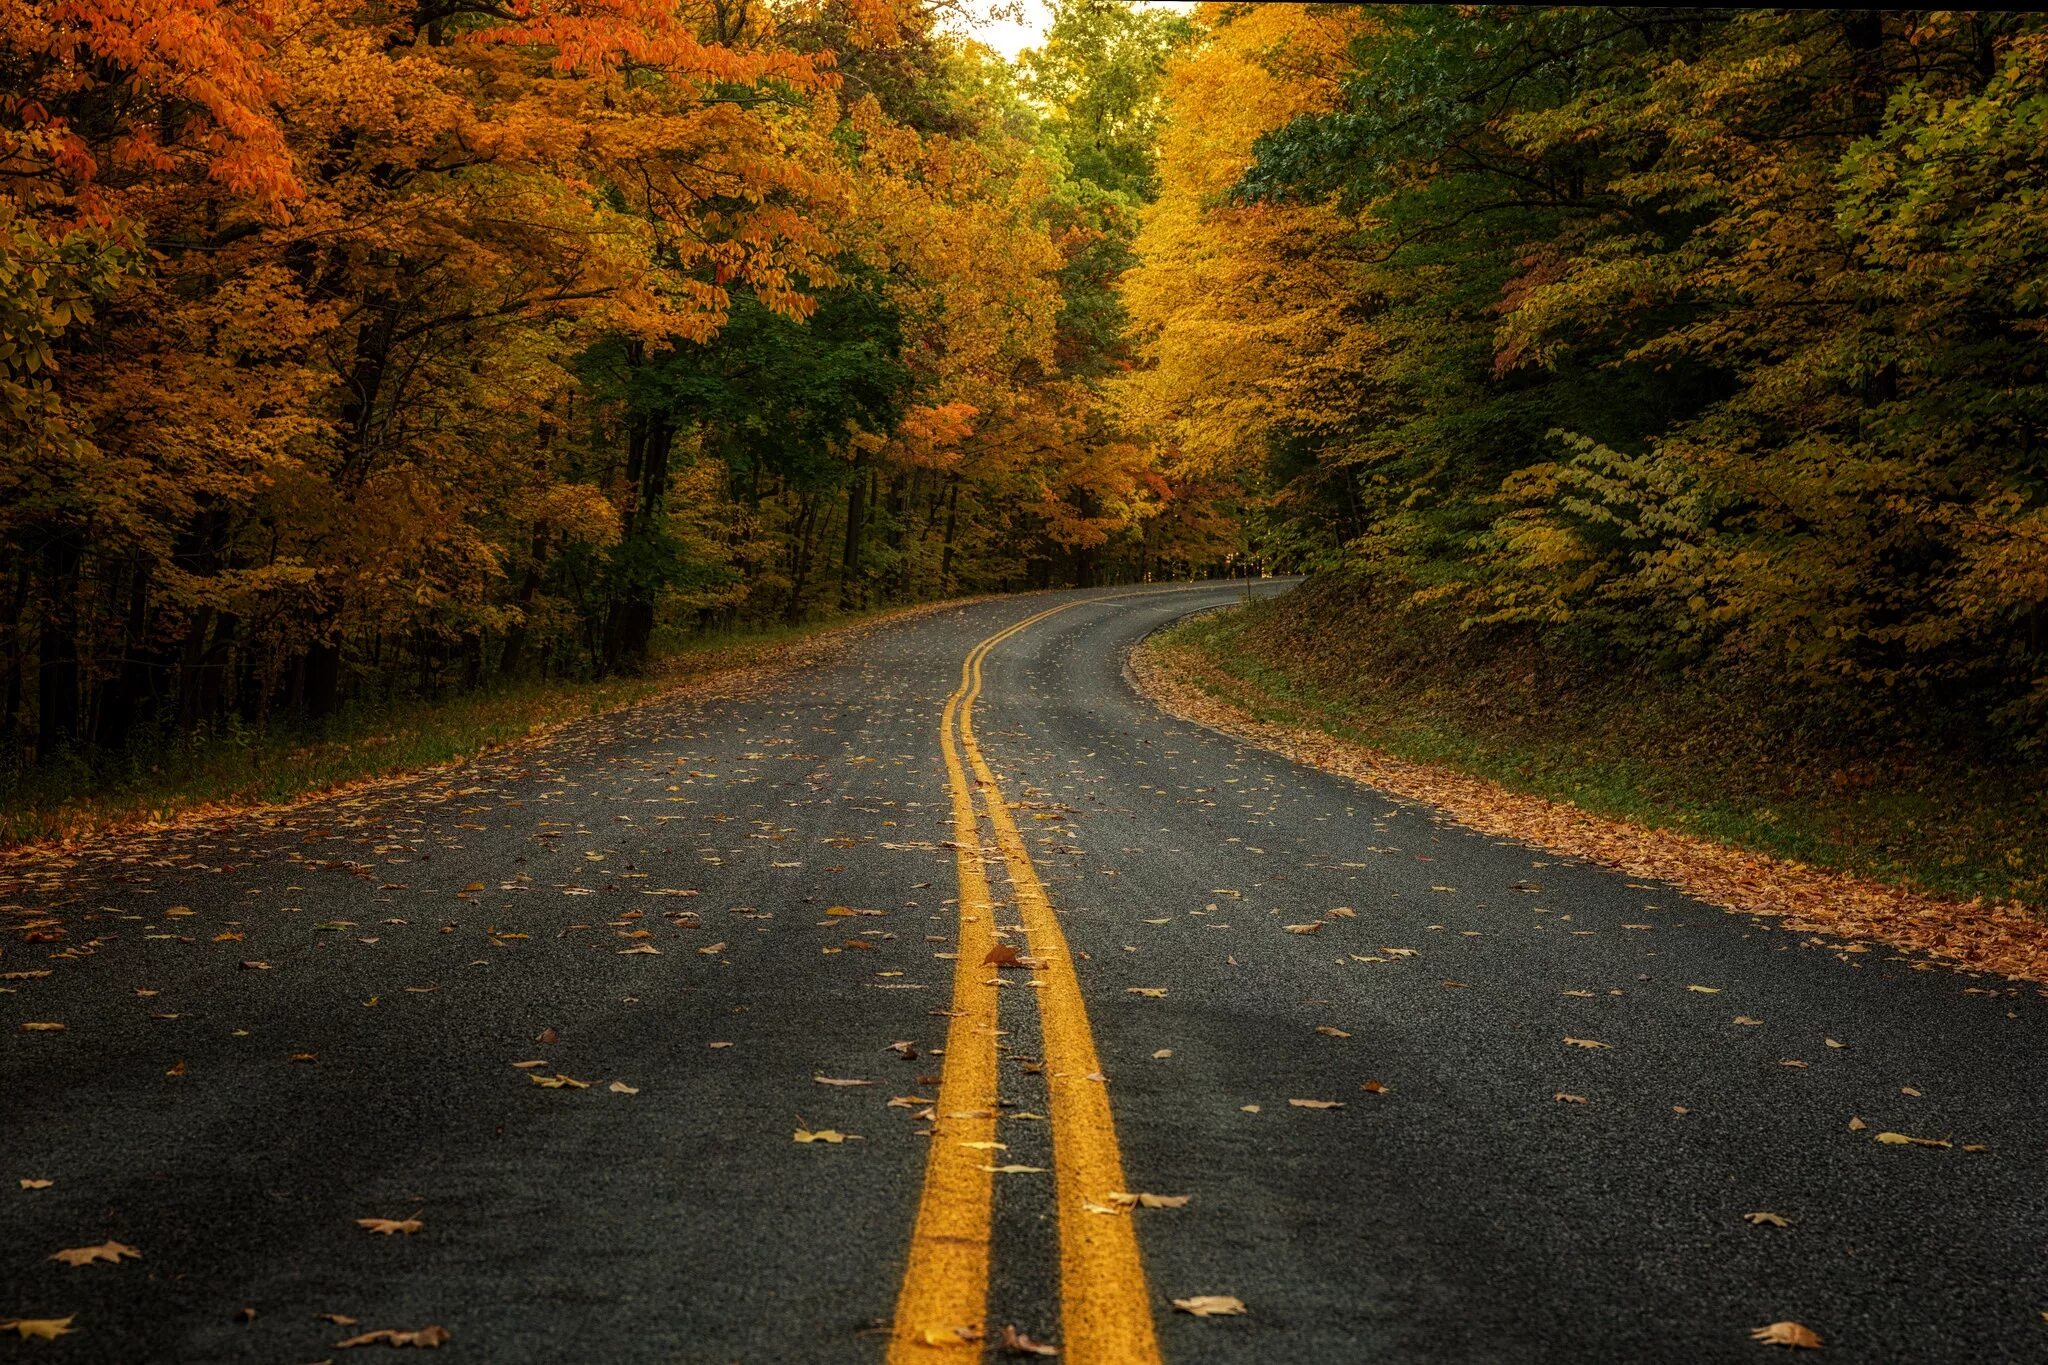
[889, 603, 1162, 1362]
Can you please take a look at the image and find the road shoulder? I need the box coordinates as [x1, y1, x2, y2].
[1129, 621, 2048, 987]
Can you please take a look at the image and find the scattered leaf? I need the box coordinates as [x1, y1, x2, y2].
[1874, 1131, 1950, 1149]
[1282, 922, 1322, 935]
[999, 1323, 1058, 1357]
[0, 1318, 75, 1342]
[19, 1178, 53, 1190]
[1749, 1321, 1822, 1349]
[356, 1218, 422, 1236]
[1126, 987, 1167, 999]
[1562, 1037, 1610, 1050]
[335, 1325, 452, 1349]
[1171, 1295, 1247, 1318]
[51, 1240, 141, 1268]
[1553, 1092, 1588, 1104]
[794, 1129, 857, 1144]
[1288, 1098, 1343, 1110]
[1687, 985, 1721, 994]
[1314, 1026, 1351, 1038]
[608, 1081, 639, 1095]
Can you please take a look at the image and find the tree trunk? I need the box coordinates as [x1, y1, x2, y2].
[36, 535, 83, 761]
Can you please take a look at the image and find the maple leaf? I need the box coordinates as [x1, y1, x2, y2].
[51, 1240, 141, 1268]
[1171, 1295, 1247, 1317]
[983, 944, 1023, 967]
[0, 1317, 75, 1341]
[335, 1325, 452, 1348]
[357, 1217, 422, 1235]
[1749, 1321, 1822, 1349]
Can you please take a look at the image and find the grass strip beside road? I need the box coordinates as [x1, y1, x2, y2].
[0, 601, 975, 855]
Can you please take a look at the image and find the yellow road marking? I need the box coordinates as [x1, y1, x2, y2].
[960, 619, 1164, 1365]
[888, 604, 1073, 1357]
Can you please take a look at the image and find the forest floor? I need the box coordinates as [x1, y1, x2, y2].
[0, 598, 981, 856]
[1136, 584, 2048, 985]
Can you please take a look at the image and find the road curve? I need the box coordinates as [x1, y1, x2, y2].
[3, 581, 2044, 1363]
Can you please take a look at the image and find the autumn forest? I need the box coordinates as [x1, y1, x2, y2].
[5, 4, 2047, 807]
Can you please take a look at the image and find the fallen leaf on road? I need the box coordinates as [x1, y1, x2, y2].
[983, 1164, 1046, 1174]
[999, 1323, 1058, 1356]
[1875, 1132, 1950, 1148]
[1562, 1037, 1610, 1050]
[618, 944, 662, 955]
[708, 1041, 733, 1049]
[1733, 1016, 1763, 1026]
[814, 1076, 873, 1087]
[51, 1241, 141, 1268]
[1151, 1049, 1172, 1059]
[1744, 1212, 1791, 1228]
[21, 1022, 65, 1032]
[1127, 988, 1167, 998]
[335, 1325, 451, 1349]
[1687, 985, 1721, 994]
[1172, 1295, 1247, 1317]
[1239, 1104, 1260, 1113]
[20, 1179, 53, 1190]
[918, 1325, 982, 1348]
[1553, 1092, 1588, 1104]
[0, 1318, 75, 1341]
[238, 961, 272, 971]
[1283, 922, 1322, 934]
[1288, 1099, 1343, 1110]
[324, 1313, 360, 1326]
[608, 1081, 639, 1095]
[1119, 1192, 1190, 1209]
[1314, 1026, 1351, 1038]
[529, 1074, 589, 1089]
[983, 945, 1023, 967]
[794, 1129, 858, 1144]
[511, 1060, 547, 1069]
[536, 1027, 560, 1045]
[1825, 1039, 1845, 1049]
[165, 1061, 186, 1077]
[1847, 1116, 1866, 1131]
[356, 1218, 421, 1236]
[698, 943, 727, 955]
[1360, 1080, 1389, 1095]
[1749, 1321, 1822, 1349]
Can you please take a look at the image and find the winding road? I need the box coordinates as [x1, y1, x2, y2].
[4, 582, 2044, 1363]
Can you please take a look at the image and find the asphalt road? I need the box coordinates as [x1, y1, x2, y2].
[4, 581, 2045, 1364]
